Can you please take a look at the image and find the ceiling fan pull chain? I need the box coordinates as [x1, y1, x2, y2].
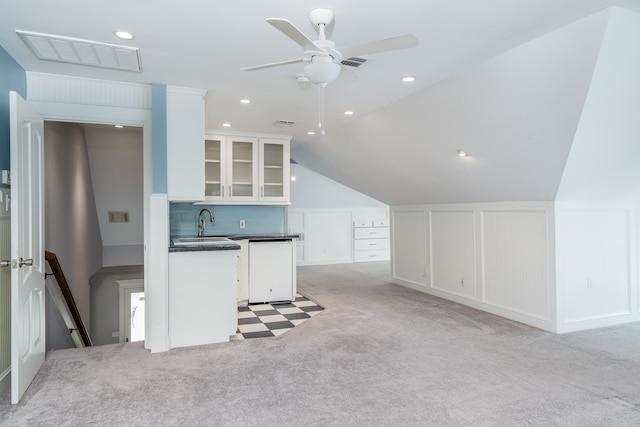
[318, 84, 326, 135]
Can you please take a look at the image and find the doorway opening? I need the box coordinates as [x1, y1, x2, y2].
[44, 121, 145, 348]
[118, 279, 145, 343]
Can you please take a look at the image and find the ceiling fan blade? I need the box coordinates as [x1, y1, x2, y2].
[241, 57, 305, 72]
[340, 34, 418, 59]
[267, 18, 324, 53]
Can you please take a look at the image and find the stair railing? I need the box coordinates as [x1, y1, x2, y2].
[44, 251, 92, 347]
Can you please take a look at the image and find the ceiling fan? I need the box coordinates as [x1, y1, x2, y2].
[241, 8, 419, 134]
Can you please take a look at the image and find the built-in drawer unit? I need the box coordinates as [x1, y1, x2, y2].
[353, 219, 390, 262]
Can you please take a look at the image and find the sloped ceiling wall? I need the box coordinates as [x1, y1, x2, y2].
[557, 8, 640, 200]
[291, 9, 611, 206]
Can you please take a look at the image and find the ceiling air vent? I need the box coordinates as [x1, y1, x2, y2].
[16, 30, 142, 72]
[341, 57, 368, 68]
[273, 120, 297, 127]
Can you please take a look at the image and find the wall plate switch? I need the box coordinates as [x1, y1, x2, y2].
[239, 220, 246, 229]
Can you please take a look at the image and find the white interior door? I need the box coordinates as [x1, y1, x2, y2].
[10, 91, 45, 404]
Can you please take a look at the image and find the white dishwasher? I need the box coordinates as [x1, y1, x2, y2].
[248, 240, 294, 303]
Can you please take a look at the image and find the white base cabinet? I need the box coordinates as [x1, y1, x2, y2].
[236, 240, 249, 304]
[169, 250, 237, 348]
[248, 240, 294, 303]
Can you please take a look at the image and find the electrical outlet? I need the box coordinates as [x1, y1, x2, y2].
[239, 220, 246, 229]
[1, 170, 9, 185]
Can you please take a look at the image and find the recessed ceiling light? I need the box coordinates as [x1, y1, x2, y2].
[114, 125, 124, 129]
[307, 131, 316, 135]
[344, 111, 354, 115]
[114, 31, 135, 40]
[457, 149, 468, 157]
[401, 76, 416, 82]
[240, 99, 251, 104]
[291, 176, 297, 181]
[222, 123, 231, 128]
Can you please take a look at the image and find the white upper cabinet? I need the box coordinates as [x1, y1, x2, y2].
[204, 136, 226, 201]
[204, 134, 291, 205]
[229, 136, 259, 202]
[167, 86, 207, 202]
[259, 138, 290, 204]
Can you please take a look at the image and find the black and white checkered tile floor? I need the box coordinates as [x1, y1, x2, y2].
[235, 294, 324, 339]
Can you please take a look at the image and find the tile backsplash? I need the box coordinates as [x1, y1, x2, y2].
[170, 203, 286, 236]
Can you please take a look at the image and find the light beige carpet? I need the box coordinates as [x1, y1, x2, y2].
[2, 262, 640, 426]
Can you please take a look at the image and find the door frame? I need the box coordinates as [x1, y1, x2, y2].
[23, 72, 165, 350]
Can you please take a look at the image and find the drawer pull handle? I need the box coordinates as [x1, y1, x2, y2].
[369, 243, 377, 246]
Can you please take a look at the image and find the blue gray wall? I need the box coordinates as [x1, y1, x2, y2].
[0, 46, 27, 173]
[151, 83, 168, 194]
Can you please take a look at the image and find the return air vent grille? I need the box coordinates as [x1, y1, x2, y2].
[108, 211, 130, 223]
[16, 30, 142, 72]
[341, 57, 368, 68]
[273, 120, 297, 127]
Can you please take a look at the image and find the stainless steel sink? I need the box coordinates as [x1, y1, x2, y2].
[171, 236, 235, 246]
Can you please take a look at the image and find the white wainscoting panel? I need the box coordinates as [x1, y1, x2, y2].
[306, 211, 353, 265]
[0, 203, 10, 396]
[559, 207, 633, 325]
[430, 210, 476, 299]
[481, 210, 550, 320]
[391, 209, 428, 287]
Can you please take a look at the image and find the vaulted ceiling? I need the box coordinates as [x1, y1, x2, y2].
[2, 0, 639, 205]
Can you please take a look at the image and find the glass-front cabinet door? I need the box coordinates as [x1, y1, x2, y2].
[228, 137, 258, 202]
[259, 138, 290, 203]
[204, 136, 226, 201]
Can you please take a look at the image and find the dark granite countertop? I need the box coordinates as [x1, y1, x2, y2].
[223, 233, 300, 241]
[168, 233, 299, 252]
[169, 240, 241, 253]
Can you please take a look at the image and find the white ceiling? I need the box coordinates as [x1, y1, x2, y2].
[2, 0, 639, 204]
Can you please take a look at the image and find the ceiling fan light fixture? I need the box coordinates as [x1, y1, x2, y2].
[304, 56, 340, 85]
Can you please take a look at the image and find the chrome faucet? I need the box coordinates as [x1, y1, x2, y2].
[197, 208, 215, 237]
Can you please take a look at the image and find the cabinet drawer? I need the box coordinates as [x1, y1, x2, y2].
[354, 220, 372, 228]
[354, 227, 389, 239]
[354, 250, 390, 262]
[354, 238, 390, 251]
